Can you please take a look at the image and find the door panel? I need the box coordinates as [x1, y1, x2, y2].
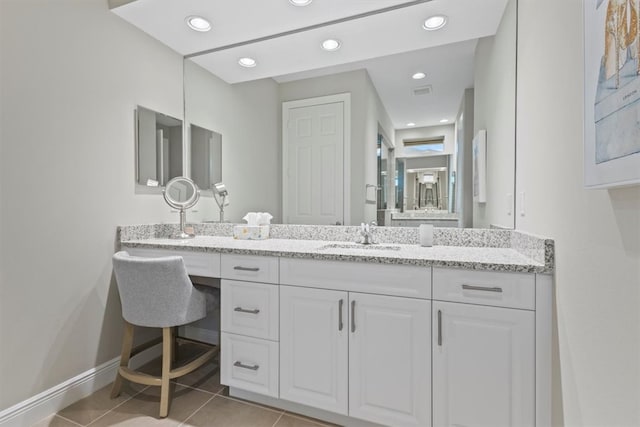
[285, 101, 344, 224]
[433, 301, 535, 427]
[349, 293, 431, 427]
[279, 286, 348, 415]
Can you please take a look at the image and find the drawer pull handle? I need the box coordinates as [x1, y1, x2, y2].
[351, 300, 356, 333]
[338, 299, 344, 331]
[462, 284, 503, 293]
[234, 307, 260, 314]
[437, 310, 442, 346]
[233, 266, 260, 272]
[234, 361, 259, 371]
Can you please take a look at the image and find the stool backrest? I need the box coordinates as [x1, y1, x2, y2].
[112, 251, 205, 327]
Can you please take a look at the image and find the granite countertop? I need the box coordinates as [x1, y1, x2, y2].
[120, 235, 549, 273]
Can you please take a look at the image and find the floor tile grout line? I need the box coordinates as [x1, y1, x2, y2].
[83, 385, 149, 427]
[178, 394, 217, 427]
[270, 412, 285, 427]
[216, 394, 285, 415]
[51, 413, 84, 427]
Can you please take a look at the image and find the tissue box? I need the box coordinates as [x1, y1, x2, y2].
[233, 225, 270, 240]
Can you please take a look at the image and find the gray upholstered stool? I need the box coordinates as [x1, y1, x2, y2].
[111, 251, 218, 418]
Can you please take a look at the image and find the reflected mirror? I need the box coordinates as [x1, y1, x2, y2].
[190, 124, 222, 193]
[135, 105, 183, 189]
[181, 0, 517, 228]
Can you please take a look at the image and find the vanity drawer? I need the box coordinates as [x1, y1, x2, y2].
[280, 258, 431, 299]
[221, 279, 279, 340]
[221, 254, 279, 284]
[432, 267, 535, 310]
[221, 332, 279, 398]
[122, 247, 220, 278]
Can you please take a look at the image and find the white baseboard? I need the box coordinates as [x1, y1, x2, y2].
[0, 345, 162, 427]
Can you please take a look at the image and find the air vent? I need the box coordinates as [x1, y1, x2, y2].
[413, 85, 432, 96]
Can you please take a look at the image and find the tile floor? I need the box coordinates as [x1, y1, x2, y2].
[32, 344, 339, 427]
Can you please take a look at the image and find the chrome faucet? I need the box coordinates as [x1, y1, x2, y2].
[359, 221, 377, 245]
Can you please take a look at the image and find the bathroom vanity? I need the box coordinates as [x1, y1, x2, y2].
[119, 224, 553, 427]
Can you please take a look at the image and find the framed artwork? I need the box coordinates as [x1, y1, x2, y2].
[473, 129, 487, 203]
[584, 0, 640, 188]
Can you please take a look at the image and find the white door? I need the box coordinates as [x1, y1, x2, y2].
[284, 97, 345, 225]
[279, 286, 348, 415]
[433, 301, 535, 427]
[349, 293, 431, 427]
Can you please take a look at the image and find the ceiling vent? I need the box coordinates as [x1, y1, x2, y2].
[413, 85, 432, 96]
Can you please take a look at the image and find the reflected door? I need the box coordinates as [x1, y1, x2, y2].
[284, 98, 344, 225]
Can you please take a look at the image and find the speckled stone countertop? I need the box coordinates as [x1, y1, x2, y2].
[118, 224, 554, 274]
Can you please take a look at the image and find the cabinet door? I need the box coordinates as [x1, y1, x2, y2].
[279, 285, 348, 415]
[433, 301, 535, 427]
[349, 293, 431, 427]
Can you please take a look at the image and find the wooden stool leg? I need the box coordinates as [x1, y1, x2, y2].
[111, 321, 134, 398]
[159, 327, 172, 418]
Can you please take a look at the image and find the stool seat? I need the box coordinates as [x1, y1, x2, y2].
[111, 251, 218, 418]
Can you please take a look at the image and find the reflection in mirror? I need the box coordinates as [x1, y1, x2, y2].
[136, 106, 183, 188]
[182, 0, 517, 229]
[190, 124, 222, 192]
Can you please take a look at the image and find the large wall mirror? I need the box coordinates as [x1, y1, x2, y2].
[117, 0, 517, 228]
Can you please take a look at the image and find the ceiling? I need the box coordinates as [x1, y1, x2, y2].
[111, 0, 509, 129]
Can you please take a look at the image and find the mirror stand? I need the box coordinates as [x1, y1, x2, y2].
[173, 209, 195, 239]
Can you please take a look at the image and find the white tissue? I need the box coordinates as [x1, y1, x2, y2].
[257, 212, 273, 225]
[243, 212, 258, 226]
[243, 212, 273, 226]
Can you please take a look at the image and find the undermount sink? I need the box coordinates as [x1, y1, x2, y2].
[319, 243, 402, 251]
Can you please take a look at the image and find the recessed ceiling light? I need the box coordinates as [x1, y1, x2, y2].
[289, 0, 312, 5]
[423, 15, 447, 31]
[407, 122, 416, 127]
[186, 16, 211, 32]
[238, 57, 257, 68]
[321, 39, 341, 51]
[412, 72, 426, 80]
[440, 119, 449, 123]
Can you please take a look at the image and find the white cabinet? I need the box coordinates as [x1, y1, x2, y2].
[279, 286, 431, 426]
[349, 293, 431, 427]
[279, 285, 349, 415]
[432, 300, 535, 427]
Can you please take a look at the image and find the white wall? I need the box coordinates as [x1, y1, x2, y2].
[0, 0, 186, 410]
[0, 0, 279, 411]
[473, 0, 517, 229]
[184, 60, 280, 222]
[517, 1, 640, 426]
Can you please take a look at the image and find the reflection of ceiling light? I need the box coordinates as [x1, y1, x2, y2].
[321, 39, 341, 51]
[406, 122, 416, 127]
[186, 16, 211, 32]
[423, 15, 447, 30]
[412, 72, 426, 80]
[440, 119, 449, 123]
[238, 57, 257, 67]
[289, 0, 312, 5]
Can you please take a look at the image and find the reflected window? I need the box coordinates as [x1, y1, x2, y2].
[403, 137, 445, 154]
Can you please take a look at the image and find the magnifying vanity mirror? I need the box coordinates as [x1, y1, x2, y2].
[163, 177, 200, 239]
[135, 106, 183, 190]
